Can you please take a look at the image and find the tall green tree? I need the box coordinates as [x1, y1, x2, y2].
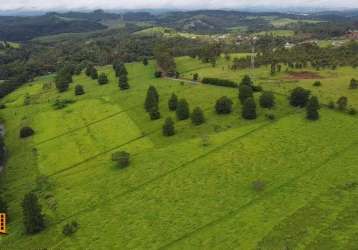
[306, 96, 320, 120]
[145, 86, 159, 112]
[168, 93, 178, 111]
[191, 107, 205, 125]
[55, 68, 72, 93]
[239, 84, 253, 104]
[242, 97, 257, 120]
[22, 192, 45, 234]
[176, 99, 190, 120]
[241, 75, 253, 87]
[119, 74, 130, 90]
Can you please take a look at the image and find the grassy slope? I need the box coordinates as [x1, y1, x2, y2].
[0, 55, 358, 249]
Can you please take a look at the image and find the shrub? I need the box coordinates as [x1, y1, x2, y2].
[239, 84, 253, 104]
[202, 77, 237, 88]
[349, 78, 358, 89]
[328, 101, 335, 109]
[154, 71, 162, 78]
[74, 85, 85, 96]
[289, 87, 310, 107]
[266, 113, 276, 121]
[193, 73, 199, 81]
[0, 104, 6, 109]
[111, 151, 130, 168]
[98, 73, 109, 85]
[348, 107, 357, 115]
[20, 127, 35, 138]
[306, 96, 320, 121]
[259, 91, 275, 109]
[191, 107, 205, 125]
[53, 99, 75, 110]
[176, 99, 190, 120]
[242, 97, 257, 120]
[168, 93, 178, 111]
[241, 75, 253, 86]
[252, 180, 266, 192]
[337, 96, 348, 111]
[252, 85, 263, 92]
[313, 81, 322, 87]
[63, 221, 79, 236]
[149, 107, 161, 120]
[0, 196, 8, 214]
[215, 96, 233, 114]
[22, 192, 45, 234]
[163, 118, 175, 136]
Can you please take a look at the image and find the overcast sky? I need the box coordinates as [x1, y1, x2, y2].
[0, 0, 357, 11]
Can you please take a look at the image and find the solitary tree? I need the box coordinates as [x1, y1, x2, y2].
[239, 84, 253, 104]
[22, 192, 45, 234]
[259, 91, 275, 109]
[20, 127, 35, 138]
[98, 73, 109, 85]
[119, 74, 130, 90]
[55, 68, 72, 92]
[349, 78, 358, 89]
[145, 86, 159, 112]
[337, 96, 348, 110]
[290, 87, 310, 107]
[143, 58, 148, 66]
[168, 93, 178, 111]
[191, 107, 205, 125]
[176, 99, 190, 120]
[163, 118, 175, 136]
[90, 68, 98, 80]
[215, 96, 233, 114]
[306, 96, 320, 120]
[242, 97, 257, 120]
[75, 85, 85, 96]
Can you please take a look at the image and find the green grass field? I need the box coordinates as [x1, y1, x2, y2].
[1, 55, 358, 249]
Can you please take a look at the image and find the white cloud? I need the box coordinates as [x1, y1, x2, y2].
[0, 0, 356, 11]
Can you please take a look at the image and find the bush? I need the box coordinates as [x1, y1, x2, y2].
[215, 96, 233, 114]
[63, 221, 79, 236]
[306, 96, 320, 121]
[266, 113, 276, 121]
[149, 107, 161, 120]
[163, 118, 175, 136]
[168, 93, 178, 111]
[289, 87, 310, 107]
[74, 85, 85, 96]
[313, 81, 322, 87]
[348, 107, 357, 115]
[337, 96, 348, 111]
[239, 84, 253, 104]
[98, 73, 109, 85]
[252, 85, 263, 92]
[327, 101, 335, 109]
[252, 180, 266, 192]
[20, 127, 35, 138]
[193, 73, 199, 81]
[349, 78, 358, 89]
[259, 91, 275, 109]
[154, 71, 162, 78]
[202, 77, 237, 88]
[111, 151, 130, 168]
[0, 196, 8, 214]
[191, 107, 205, 125]
[0, 104, 6, 109]
[176, 99, 190, 120]
[242, 97, 257, 120]
[53, 99, 75, 110]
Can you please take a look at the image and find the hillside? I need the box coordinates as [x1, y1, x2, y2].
[1, 54, 358, 249]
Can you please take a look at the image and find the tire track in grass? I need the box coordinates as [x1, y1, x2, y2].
[157, 140, 358, 250]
